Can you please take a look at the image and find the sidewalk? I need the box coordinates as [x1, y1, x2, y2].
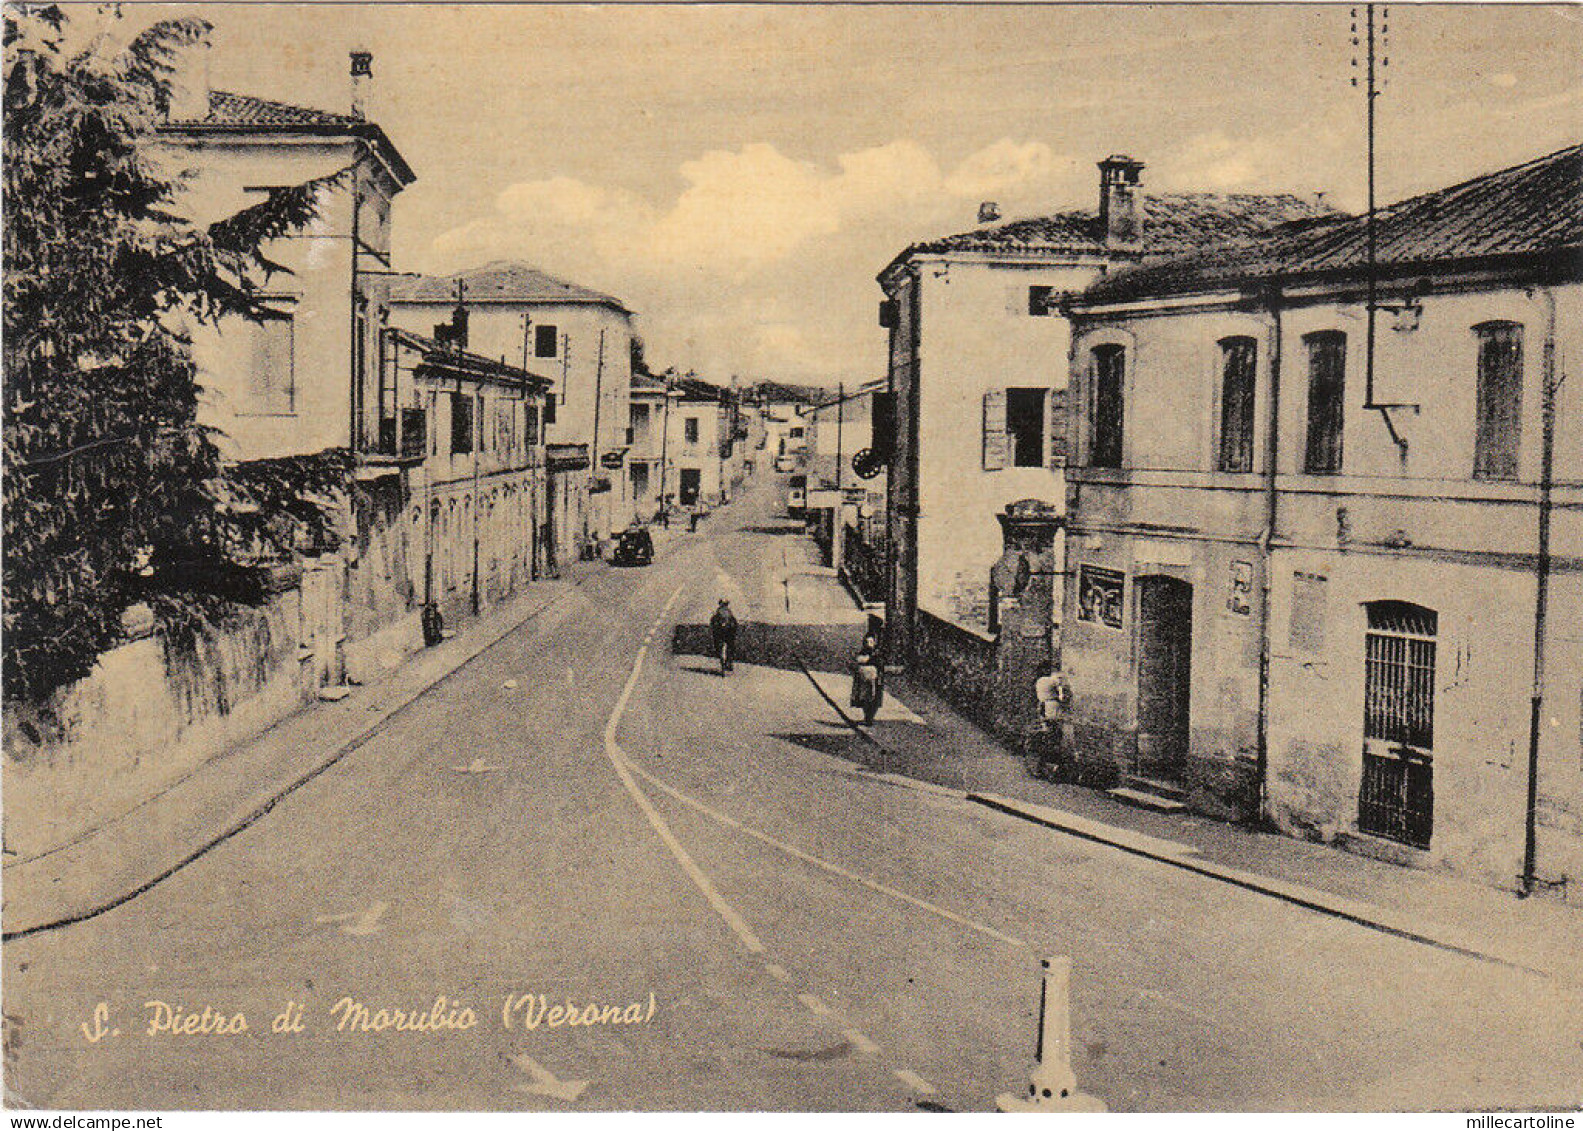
[2, 563, 600, 940]
[808, 668, 1582, 985]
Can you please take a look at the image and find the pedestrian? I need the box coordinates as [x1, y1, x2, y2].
[850, 632, 883, 725]
[1031, 669, 1072, 780]
[709, 598, 738, 674]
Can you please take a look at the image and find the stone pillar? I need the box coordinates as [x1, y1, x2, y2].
[990, 500, 1063, 743]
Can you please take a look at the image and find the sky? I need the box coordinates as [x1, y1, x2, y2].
[153, 3, 1583, 386]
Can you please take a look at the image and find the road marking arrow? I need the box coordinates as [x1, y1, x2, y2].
[507, 1052, 589, 1102]
[314, 900, 388, 936]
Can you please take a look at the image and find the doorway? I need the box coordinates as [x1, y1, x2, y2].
[679, 468, 701, 507]
[1135, 575, 1192, 779]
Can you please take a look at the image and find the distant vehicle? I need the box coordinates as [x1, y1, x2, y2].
[787, 473, 807, 517]
[774, 454, 796, 473]
[611, 527, 654, 567]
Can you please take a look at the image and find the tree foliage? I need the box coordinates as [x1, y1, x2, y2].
[3, 5, 336, 702]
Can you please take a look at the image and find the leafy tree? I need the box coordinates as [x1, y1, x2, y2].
[3, 6, 334, 702]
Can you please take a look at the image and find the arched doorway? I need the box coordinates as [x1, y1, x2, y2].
[1136, 575, 1193, 779]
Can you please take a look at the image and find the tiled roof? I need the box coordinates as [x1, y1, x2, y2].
[894, 192, 1340, 263]
[630, 374, 669, 394]
[1078, 144, 1583, 304]
[387, 328, 552, 391]
[389, 262, 631, 313]
[200, 90, 361, 127]
[161, 90, 415, 186]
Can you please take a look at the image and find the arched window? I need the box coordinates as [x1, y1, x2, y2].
[1089, 344, 1125, 468]
[1217, 336, 1257, 472]
[1473, 321, 1523, 480]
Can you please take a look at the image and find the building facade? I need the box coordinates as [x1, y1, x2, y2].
[389, 262, 637, 548]
[381, 330, 552, 633]
[878, 158, 1338, 667]
[1061, 144, 1582, 894]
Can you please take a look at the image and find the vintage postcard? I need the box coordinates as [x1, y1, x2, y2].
[2, 1, 1580, 1121]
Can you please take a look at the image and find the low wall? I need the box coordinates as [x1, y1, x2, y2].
[3, 592, 316, 861]
[914, 609, 998, 732]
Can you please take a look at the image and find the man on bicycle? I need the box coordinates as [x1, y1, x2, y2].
[709, 598, 738, 674]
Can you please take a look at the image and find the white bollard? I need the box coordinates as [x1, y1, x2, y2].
[995, 956, 1107, 1113]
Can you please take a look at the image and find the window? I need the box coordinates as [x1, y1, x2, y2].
[451, 391, 474, 454]
[496, 401, 515, 454]
[1303, 331, 1346, 474]
[525, 405, 540, 448]
[1006, 388, 1047, 467]
[1090, 344, 1125, 468]
[246, 303, 295, 413]
[535, 324, 558, 359]
[1473, 321, 1523, 480]
[684, 417, 700, 444]
[1360, 600, 1437, 848]
[1028, 285, 1055, 316]
[1217, 336, 1257, 472]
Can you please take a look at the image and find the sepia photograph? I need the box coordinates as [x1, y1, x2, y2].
[2, 1, 1580, 1119]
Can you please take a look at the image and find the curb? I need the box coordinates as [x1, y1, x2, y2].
[794, 661, 1561, 983]
[968, 791, 1555, 980]
[3, 578, 589, 942]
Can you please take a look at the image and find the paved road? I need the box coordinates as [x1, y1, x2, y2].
[5, 470, 1581, 1112]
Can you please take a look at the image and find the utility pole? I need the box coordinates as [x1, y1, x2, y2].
[659, 373, 673, 523]
[1353, 4, 1412, 453]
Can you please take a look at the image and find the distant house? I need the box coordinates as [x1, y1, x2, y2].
[627, 373, 671, 522]
[877, 155, 1337, 733]
[663, 377, 736, 509]
[390, 262, 637, 549]
[1060, 144, 1582, 893]
[803, 380, 890, 603]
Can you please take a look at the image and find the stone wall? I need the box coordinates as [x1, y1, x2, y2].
[3, 591, 317, 860]
[914, 610, 997, 732]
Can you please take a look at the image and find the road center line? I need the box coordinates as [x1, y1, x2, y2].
[603, 624, 765, 956]
[617, 754, 1028, 951]
[894, 1068, 937, 1096]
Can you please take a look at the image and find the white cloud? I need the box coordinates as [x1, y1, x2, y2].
[427, 137, 1082, 382]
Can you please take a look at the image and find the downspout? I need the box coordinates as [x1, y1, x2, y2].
[1255, 284, 1284, 828]
[1522, 285, 1559, 896]
[904, 265, 924, 667]
[349, 171, 362, 454]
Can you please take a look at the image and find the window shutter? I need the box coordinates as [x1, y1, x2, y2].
[1048, 387, 1068, 467]
[982, 389, 1008, 470]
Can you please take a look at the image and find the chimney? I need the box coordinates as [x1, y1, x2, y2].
[1098, 155, 1145, 251]
[350, 49, 373, 119]
[978, 201, 1002, 225]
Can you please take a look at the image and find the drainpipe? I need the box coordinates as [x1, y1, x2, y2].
[903, 266, 924, 667]
[1254, 284, 1284, 827]
[1521, 285, 1559, 896]
[349, 175, 361, 454]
